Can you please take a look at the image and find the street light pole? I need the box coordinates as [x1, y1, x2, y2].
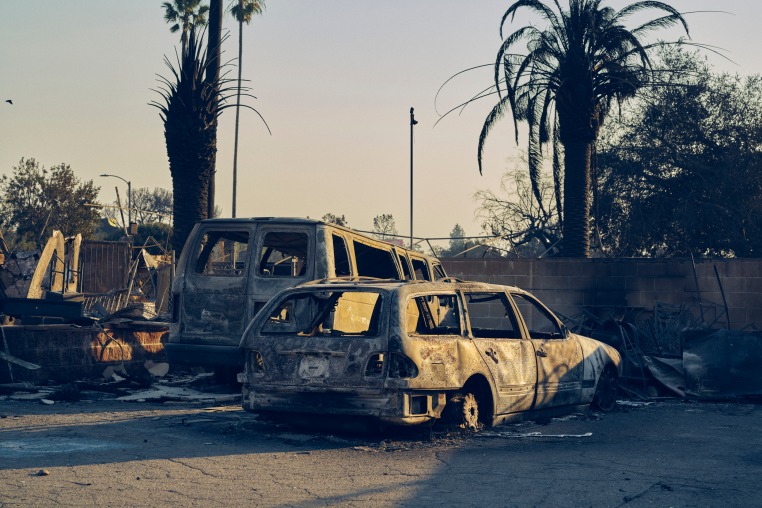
[100, 173, 131, 230]
[410, 107, 417, 249]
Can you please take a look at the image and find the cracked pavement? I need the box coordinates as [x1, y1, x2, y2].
[0, 398, 760, 506]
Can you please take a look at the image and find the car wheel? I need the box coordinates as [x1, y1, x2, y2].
[446, 392, 481, 431]
[592, 366, 618, 412]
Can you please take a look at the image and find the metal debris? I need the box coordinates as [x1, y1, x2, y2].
[478, 431, 593, 439]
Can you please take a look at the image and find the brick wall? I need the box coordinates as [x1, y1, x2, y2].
[0, 323, 168, 384]
[441, 258, 762, 330]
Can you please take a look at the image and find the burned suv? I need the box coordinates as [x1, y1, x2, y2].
[239, 279, 621, 428]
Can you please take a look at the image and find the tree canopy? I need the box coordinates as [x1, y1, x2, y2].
[321, 213, 349, 227]
[372, 214, 398, 241]
[596, 48, 762, 257]
[162, 0, 209, 53]
[0, 158, 100, 247]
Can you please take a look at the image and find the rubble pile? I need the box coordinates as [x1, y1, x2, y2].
[563, 301, 762, 401]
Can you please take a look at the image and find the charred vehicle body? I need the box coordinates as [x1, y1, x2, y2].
[239, 279, 621, 428]
[167, 218, 445, 374]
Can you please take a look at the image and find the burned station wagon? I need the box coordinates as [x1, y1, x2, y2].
[239, 279, 621, 428]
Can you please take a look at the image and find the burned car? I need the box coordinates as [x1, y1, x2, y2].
[239, 279, 621, 428]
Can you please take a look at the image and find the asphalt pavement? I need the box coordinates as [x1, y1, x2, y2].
[0, 395, 760, 507]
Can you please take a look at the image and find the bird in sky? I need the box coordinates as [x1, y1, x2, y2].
[5, 100, 12, 105]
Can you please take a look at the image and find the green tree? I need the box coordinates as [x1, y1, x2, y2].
[597, 48, 762, 257]
[229, 0, 265, 217]
[0, 158, 100, 247]
[478, 0, 689, 257]
[161, 0, 209, 54]
[372, 214, 398, 241]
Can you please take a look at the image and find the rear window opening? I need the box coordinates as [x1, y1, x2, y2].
[353, 241, 398, 279]
[259, 232, 308, 277]
[262, 291, 382, 337]
[194, 231, 250, 276]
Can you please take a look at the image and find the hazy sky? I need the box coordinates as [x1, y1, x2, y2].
[1, 1, 760, 241]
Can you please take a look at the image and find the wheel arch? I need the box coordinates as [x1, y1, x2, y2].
[459, 373, 495, 426]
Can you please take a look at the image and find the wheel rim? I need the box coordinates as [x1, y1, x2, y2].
[461, 393, 479, 430]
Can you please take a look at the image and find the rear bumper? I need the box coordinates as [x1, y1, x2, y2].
[241, 382, 447, 426]
[165, 342, 244, 368]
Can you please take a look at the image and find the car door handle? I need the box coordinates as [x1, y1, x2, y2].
[485, 348, 498, 363]
[536, 349, 548, 358]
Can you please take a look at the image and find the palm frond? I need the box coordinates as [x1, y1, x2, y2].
[478, 96, 512, 174]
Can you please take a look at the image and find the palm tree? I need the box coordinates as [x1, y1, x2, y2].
[229, 0, 265, 218]
[161, 0, 210, 54]
[479, 0, 689, 257]
[151, 28, 240, 253]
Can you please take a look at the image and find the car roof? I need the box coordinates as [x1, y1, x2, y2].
[194, 218, 442, 259]
[198, 217, 322, 226]
[288, 278, 530, 298]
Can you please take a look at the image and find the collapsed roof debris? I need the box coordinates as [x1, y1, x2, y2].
[563, 293, 761, 400]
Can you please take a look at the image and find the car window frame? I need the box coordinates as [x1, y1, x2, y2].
[459, 290, 525, 341]
[508, 291, 568, 340]
[404, 291, 464, 337]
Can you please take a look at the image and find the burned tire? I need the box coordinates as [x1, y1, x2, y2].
[592, 366, 618, 412]
[446, 392, 481, 431]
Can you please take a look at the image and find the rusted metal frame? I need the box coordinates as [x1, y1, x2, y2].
[1, 325, 14, 382]
[690, 253, 706, 322]
[713, 265, 731, 329]
[48, 251, 67, 295]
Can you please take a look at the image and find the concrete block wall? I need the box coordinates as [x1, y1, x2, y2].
[441, 258, 762, 330]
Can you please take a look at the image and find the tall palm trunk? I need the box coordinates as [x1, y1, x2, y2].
[205, 0, 223, 219]
[557, 78, 597, 258]
[561, 139, 592, 257]
[232, 1, 243, 218]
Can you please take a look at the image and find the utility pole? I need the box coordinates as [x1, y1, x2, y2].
[410, 107, 417, 249]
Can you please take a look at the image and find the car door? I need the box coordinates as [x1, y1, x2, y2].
[181, 226, 254, 344]
[510, 292, 584, 409]
[461, 291, 537, 415]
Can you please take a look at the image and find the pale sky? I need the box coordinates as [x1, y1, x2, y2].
[1, 1, 760, 242]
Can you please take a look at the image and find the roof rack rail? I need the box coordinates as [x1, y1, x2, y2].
[298, 276, 401, 286]
[438, 277, 465, 283]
